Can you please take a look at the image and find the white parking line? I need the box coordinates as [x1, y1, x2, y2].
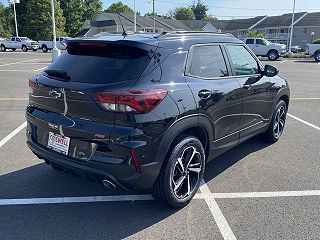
[34, 67, 47, 72]
[0, 195, 154, 206]
[0, 122, 27, 148]
[210, 190, 320, 199]
[0, 59, 39, 67]
[200, 180, 237, 240]
[288, 113, 320, 131]
[280, 60, 287, 64]
[3, 189, 320, 206]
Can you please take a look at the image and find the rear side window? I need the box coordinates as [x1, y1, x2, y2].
[46, 42, 151, 84]
[188, 45, 228, 79]
[246, 39, 254, 44]
[226, 45, 259, 76]
[256, 39, 266, 45]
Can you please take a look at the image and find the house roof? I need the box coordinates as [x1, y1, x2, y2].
[94, 12, 134, 28]
[295, 12, 320, 27]
[154, 17, 192, 31]
[75, 28, 90, 37]
[211, 16, 266, 31]
[180, 20, 211, 31]
[253, 12, 308, 29]
[119, 13, 173, 31]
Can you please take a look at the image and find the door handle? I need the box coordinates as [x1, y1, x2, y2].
[198, 90, 212, 99]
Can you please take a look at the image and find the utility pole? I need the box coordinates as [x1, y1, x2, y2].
[10, 0, 19, 37]
[134, 0, 137, 32]
[50, 0, 60, 61]
[289, 0, 296, 53]
[153, 0, 155, 33]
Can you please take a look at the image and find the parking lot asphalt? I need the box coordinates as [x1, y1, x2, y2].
[0, 52, 319, 240]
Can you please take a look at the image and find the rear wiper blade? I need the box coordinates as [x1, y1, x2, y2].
[44, 69, 71, 81]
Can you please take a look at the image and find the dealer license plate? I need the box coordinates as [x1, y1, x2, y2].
[47, 132, 70, 155]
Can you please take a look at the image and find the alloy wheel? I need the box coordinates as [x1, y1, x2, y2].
[171, 146, 203, 199]
[269, 53, 277, 60]
[273, 105, 286, 139]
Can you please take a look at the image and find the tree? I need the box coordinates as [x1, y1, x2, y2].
[60, 0, 84, 36]
[203, 15, 217, 21]
[0, 3, 14, 38]
[83, 0, 103, 21]
[173, 7, 196, 20]
[20, 0, 66, 40]
[190, 0, 208, 20]
[312, 39, 320, 44]
[246, 30, 266, 38]
[106, 2, 133, 14]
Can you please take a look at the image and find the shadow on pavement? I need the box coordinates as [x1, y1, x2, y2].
[204, 136, 272, 183]
[0, 136, 271, 239]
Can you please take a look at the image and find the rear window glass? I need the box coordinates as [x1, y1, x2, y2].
[46, 42, 151, 84]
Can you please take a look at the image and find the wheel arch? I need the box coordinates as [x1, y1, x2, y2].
[155, 114, 214, 168]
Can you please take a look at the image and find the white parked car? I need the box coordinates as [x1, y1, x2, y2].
[38, 37, 68, 52]
[244, 38, 287, 60]
[0, 37, 38, 52]
[306, 43, 320, 62]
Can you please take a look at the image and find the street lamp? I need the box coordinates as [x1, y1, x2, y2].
[288, 0, 296, 54]
[9, 0, 19, 37]
[134, 0, 136, 32]
[50, 0, 60, 62]
[311, 32, 315, 43]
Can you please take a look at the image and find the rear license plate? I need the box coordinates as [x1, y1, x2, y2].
[47, 132, 70, 155]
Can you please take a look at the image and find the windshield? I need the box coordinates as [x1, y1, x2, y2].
[20, 37, 30, 41]
[46, 42, 152, 84]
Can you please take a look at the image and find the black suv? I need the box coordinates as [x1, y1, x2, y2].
[26, 32, 290, 208]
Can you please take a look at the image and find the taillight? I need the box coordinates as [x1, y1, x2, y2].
[29, 79, 38, 94]
[29, 79, 37, 89]
[92, 89, 168, 114]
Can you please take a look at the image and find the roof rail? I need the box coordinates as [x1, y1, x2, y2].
[157, 31, 234, 38]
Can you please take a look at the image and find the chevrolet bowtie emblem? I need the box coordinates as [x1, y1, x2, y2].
[49, 90, 62, 99]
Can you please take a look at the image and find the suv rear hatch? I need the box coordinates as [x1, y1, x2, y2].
[27, 38, 158, 160]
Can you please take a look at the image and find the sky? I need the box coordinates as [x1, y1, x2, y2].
[2, 0, 320, 19]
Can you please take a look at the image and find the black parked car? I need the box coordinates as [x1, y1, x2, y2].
[26, 32, 290, 208]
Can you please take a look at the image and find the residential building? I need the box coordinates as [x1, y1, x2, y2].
[77, 11, 320, 48]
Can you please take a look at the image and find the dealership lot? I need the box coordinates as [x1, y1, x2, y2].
[0, 52, 319, 240]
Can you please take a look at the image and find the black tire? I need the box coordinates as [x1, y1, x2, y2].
[267, 50, 279, 61]
[261, 100, 287, 143]
[22, 45, 28, 52]
[152, 135, 205, 208]
[12, 48, 16, 51]
[314, 51, 320, 62]
[42, 45, 48, 53]
[0, 44, 6, 52]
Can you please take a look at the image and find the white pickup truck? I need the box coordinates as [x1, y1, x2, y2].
[0, 37, 38, 52]
[244, 38, 287, 61]
[306, 44, 320, 62]
[38, 37, 68, 52]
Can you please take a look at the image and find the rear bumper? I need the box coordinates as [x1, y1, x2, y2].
[27, 133, 161, 190]
[25, 107, 163, 190]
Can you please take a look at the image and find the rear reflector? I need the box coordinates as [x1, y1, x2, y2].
[130, 148, 141, 173]
[92, 89, 168, 114]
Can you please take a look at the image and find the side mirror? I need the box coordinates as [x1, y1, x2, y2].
[263, 64, 279, 77]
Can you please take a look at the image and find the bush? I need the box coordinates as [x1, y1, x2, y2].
[312, 39, 320, 44]
[282, 52, 308, 58]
